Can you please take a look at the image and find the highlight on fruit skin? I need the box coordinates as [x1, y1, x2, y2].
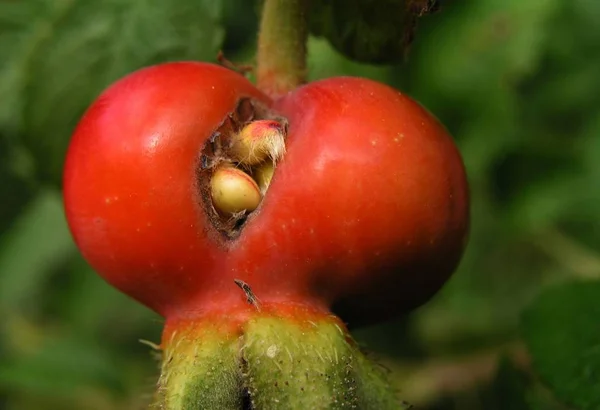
[210, 164, 262, 215]
[229, 120, 286, 165]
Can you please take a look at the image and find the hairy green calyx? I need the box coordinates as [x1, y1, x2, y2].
[152, 310, 408, 409]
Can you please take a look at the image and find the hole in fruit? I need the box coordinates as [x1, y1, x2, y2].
[198, 98, 287, 238]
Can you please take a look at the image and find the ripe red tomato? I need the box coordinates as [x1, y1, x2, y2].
[64, 62, 468, 326]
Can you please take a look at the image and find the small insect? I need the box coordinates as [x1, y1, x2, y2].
[234, 279, 261, 311]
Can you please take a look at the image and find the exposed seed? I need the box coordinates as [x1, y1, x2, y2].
[253, 161, 275, 194]
[229, 120, 286, 165]
[210, 165, 262, 215]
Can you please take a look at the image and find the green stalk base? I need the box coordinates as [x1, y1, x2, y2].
[256, 0, 309, 98]
[152, 308, 409, 410]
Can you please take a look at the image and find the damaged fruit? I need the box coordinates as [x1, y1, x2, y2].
[63, 61, 469, 409]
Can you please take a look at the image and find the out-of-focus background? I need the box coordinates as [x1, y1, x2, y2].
[1, 0, 598, 409]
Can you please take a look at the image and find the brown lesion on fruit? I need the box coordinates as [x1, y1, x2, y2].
[197, 98, 288, 239]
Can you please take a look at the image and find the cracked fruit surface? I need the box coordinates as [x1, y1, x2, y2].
[63, 61, 468, 326]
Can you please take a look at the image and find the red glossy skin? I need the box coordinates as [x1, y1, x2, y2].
[64, 62, 468, 326]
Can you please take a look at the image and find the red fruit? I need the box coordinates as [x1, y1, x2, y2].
[63, 62, 468, 327]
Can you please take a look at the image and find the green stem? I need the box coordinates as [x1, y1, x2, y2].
[256, 0, 310, 98]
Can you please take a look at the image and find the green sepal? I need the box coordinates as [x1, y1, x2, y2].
[153, 310, 407, 409]
[242, 315, 404, 409]
[153, 323, 242, 409]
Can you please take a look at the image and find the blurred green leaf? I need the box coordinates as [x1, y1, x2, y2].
[0, 142, 36, 233]
[307, 37, 393, 83]
[527, 385, 571, 410]
[0, 0, 225, 184]
[410, 0, 561, 109]
[0, 335, 126, 397]
[481, 358, 531, 410]
[0, 190, 75, 313]
[401, 0, 600, 362]
[575, 114, 600, 242]
[59, 256, 160, 341]
[522, 280, 600, 410]
[309, 0, 438, 64]
[0, 1, 599, 408]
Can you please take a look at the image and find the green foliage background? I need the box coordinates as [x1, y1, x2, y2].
[0, 0, 599, 409]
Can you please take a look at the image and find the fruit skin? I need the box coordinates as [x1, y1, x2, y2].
[64, 62, 468, 326]
[238, 77, 469, 325]
[63, 62, 271, 317]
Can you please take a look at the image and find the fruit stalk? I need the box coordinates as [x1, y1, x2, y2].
[257, 0, 309, 98]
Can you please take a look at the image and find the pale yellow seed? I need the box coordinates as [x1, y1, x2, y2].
[210, 165, 261, 215]
[253, 162, 275, 195]
[230, 120, 286, 165]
